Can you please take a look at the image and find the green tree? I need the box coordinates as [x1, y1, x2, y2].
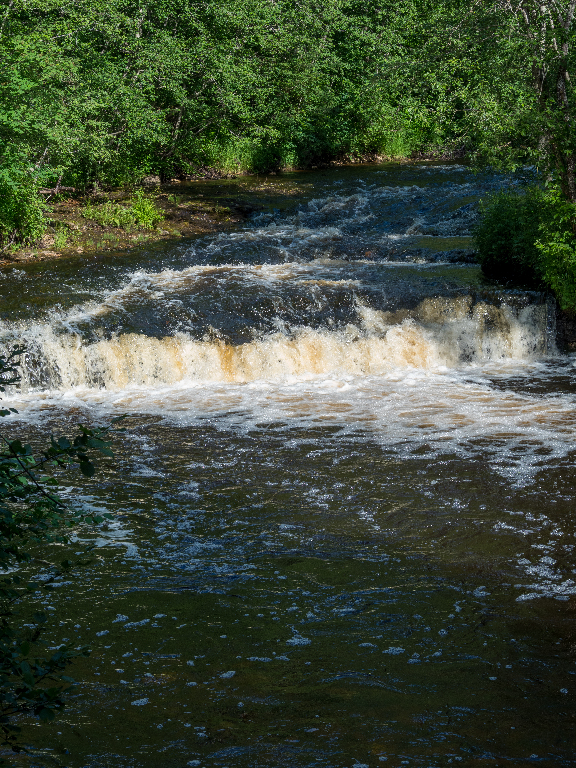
[496, 1, 576, 202]
[0, 0, 446, 197]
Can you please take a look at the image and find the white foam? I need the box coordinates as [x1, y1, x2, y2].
[3, 291, 550, 393]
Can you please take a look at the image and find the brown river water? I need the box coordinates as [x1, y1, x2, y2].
[0, 163, 574, 768]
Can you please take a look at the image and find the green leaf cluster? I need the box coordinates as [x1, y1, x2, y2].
[0, 347, 123, 758]
[0, 1, 569, 182]
[536, 192, 576, 310]
[473, 187, 551, 288]
[0, 159, 46, 250]
[0, 0, 457, 192]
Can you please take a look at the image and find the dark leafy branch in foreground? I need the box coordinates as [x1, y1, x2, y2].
[0, 347, 123, 760]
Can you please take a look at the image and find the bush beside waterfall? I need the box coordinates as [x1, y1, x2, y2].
[474, 186, 576, 310]
[0, 161, 47, 251]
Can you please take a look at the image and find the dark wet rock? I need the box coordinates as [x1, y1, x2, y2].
[389, 248, 478, 264]
[556, 306, 576, 351]
[229, 202, 264, 217]
[438, 248, 478, 264]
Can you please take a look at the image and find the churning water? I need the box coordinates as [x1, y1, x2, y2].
[2, 163, 575, 767]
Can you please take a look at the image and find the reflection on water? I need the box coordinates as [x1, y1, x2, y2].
[2, 163, 575, 767]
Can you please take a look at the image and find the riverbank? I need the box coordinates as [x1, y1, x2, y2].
[0, 183, 254, 268]
[0, 173, 337, 268]
[1, 155, 463, 269]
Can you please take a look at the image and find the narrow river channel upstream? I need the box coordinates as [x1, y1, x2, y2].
[1, 163, 575, 768]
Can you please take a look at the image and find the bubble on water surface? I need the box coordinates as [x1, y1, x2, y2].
[124, 618, 150, 628]
[247, 657, 272, 662]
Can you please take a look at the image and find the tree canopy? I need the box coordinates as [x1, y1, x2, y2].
[0, 0, 535, 189]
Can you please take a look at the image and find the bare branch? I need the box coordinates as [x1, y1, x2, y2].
[38, 186, 76, 195]
[34, 147, 49, 171]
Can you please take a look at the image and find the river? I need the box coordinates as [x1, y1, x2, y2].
[1, 163, 575, 768]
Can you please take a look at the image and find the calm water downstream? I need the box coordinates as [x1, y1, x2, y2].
[1, 163, 575, 767]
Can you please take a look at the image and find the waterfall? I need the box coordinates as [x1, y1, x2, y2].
[3, 292, 553, 393]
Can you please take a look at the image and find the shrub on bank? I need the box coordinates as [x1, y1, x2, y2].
[0, 164, 46, 250]
[130, 190, 164, 229]
[474, 186, 576, 311]
[82, 191, 164, 231]
[473, 187, 552, 288]
[534, 190, 576, 310]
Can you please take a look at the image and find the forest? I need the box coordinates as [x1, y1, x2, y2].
[1, 0, 575, 301]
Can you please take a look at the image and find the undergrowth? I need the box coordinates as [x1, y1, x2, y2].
[82, 191, 164, 231]
[0, 164, 46, 250]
